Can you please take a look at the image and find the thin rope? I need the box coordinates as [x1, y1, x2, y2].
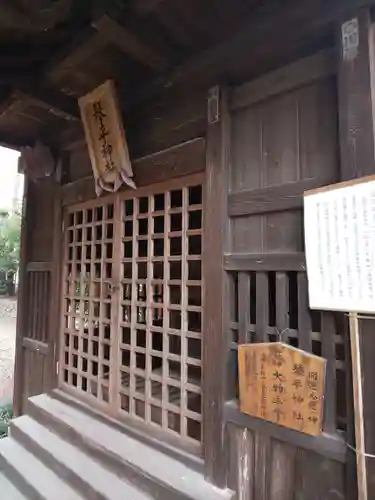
[347, 443, 375, 459]
[344, 313, 375, 321]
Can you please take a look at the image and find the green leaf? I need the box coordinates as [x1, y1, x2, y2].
[0, 211, 21, 272]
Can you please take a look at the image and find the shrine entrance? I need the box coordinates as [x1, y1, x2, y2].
[59, 174, 204, 453]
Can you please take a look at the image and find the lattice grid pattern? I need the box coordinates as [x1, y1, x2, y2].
[229, 271, 348, 433]
[27, 268, 51, 342]
[119, 185, 203, 443]
[62, 203, 115, 404]
[60, 178, 203, 446]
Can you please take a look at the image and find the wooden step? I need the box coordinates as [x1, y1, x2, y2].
[10, 415, 152, 500]
[0, 437, 84, 500]
[0, 470, 27, 500]
[28, 391, 235, 500]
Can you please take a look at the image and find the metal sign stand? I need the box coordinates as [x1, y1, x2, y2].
[349, 312, 367, 500]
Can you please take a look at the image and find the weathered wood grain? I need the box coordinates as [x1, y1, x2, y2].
[230, 49, 336, 111]
[62, 138, 205, 206]
[225, 401, 347, 463]
[224, 253, 306, 272]
[202, 86, 231, 486]
[228, 177, 335, 218]
[294, 449, 345, 500]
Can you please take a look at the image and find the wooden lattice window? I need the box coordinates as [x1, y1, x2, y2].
[228, 271, 348, 434]
[61, 202, 115, 403]
[119, 183, 203, 445]
[26, 263, 51, 343]
[60, 176, 203, 449]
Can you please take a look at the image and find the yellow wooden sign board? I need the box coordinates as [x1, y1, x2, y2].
[238, 342, 326, 436]
[79, 79, 135, 196]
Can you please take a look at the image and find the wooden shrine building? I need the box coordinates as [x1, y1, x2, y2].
[0, 0, 375, 498]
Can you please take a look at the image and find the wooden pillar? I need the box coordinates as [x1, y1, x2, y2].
[337, 8, 375, 499]
[46, 180, 63, 391]
[202, 86, 231, 486]
[338, 9, 375, 179]
[13, 176, 31, 417]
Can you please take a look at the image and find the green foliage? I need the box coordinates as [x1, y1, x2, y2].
[0, 403, 12, 438]
[0, 210, 21, 273]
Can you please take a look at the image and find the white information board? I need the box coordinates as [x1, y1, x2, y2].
[304, 176, 375, 313]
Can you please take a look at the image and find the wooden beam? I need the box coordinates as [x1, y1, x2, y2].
[0, 68, 80, 122]
[0, 92, 23, 119]
[44, 2, 129, 86]
[61, 138, 205, 205]
[180, 0, 375, 84]
[230, 48, 337, 111]
[133, 0, 167, 14]
[13, 88, 79, 121]
[130, 0, 375, 106]
[0, 86, 78, 127]
[93, 15, 168, 71]
[225, 401, 347, 464]
[0, 12, 110, 144]
[45, 30, 106, 85]
[0, 132, 31, 150]
[228, 177, 336, 218]
[224, 253, 306, 272]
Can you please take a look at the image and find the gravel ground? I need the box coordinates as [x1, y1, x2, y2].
[0, 298, 17, 404]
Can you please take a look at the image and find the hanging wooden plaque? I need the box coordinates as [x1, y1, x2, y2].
[238, 342, 326, 436]
[79, 79, 135, 196]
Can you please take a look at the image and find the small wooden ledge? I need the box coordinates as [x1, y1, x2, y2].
[225, 400, 347, 463]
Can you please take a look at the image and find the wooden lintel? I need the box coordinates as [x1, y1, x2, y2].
[62, 138, 205, 206]
[93, 15, 168, 71]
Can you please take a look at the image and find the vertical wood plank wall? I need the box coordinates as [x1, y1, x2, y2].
[220, 49, 352, 499]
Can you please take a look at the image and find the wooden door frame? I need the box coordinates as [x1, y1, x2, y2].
[57, 172, 205, 456]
